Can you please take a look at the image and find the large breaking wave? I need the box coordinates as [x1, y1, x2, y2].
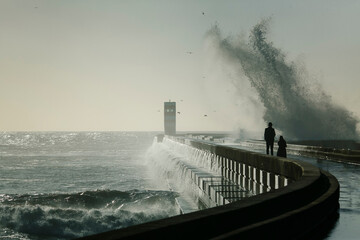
[0, 189, 179, 239]
[206, 19, 359, 140]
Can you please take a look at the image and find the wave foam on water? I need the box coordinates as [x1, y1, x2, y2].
[0, 189, 179, 239]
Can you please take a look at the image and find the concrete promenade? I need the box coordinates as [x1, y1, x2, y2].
[237, 139, 360, 164]
[78, 135, 339, 240]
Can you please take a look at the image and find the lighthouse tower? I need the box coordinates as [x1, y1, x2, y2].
[164, 101, 176, 135]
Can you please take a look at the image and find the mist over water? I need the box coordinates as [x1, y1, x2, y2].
[206, 19, 359, 140]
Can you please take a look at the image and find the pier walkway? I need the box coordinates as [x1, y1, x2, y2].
[79, 135, 339, 240]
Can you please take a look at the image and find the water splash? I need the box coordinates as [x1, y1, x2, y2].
[206, 19, 359, 140]
[0, 190, 179, 239]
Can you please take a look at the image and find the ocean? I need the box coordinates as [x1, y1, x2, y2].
[0, 132, 180, 240]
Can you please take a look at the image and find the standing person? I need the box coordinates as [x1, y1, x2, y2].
[277, 136, 287, 158]
[264, 122, 276, 155]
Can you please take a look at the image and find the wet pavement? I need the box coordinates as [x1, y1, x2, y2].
[290, 154, 360, 240]
[229, 142, 360, 240]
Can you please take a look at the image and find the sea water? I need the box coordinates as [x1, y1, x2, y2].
[0, 132, 179, 240]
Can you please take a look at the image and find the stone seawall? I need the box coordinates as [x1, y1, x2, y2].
[78, 136, 339, 240]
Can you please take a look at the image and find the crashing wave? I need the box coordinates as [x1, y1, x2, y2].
[206, 19, 359, 140]
[0, 189, 179, 239]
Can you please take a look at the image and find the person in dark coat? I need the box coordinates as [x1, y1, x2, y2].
[264, 122, 276, 155]
[277, 136, 287, 158]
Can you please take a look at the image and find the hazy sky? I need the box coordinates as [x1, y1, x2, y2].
[1, 0, 359, 132]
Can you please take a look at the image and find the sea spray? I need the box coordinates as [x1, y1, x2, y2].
[145, 139, 199, 195]
[206, 19, 359, 140]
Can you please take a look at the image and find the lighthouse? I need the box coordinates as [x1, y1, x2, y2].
[164, 101, 176, 135]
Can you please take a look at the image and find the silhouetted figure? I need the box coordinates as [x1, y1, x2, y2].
[277, 136, 287, 158]
[264, 122, 276, 155]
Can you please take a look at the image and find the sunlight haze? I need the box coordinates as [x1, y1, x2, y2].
[1, 0, 359, 132]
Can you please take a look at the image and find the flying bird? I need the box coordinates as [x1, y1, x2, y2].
[204, 114, 208, 117]
[186, 51, 193, 54]
[202, 12, 205, 15]
[177, 112, 181, 114]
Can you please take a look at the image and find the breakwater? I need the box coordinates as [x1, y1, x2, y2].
[79, 135, 339, 240]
